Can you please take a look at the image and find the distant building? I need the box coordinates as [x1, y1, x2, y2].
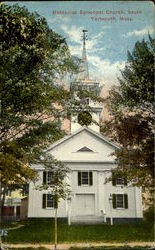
[28, 30, 143, 224]
[3, 189, 24, 221]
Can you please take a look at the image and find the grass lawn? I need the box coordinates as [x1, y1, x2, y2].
[2, 219, 154, 244]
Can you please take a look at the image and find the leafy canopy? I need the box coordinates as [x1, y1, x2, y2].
[0, 3, 78, 189]
[102, 36, 154, 195]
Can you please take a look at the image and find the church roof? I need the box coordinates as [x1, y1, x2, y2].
[46, 126, 120, 152]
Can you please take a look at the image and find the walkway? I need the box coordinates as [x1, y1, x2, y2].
[3, 242, 155, 249]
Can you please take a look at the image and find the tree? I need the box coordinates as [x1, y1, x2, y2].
[36, 155, 71, 250]
[101, 36, 154, 201]
[0, 3, 77, 217]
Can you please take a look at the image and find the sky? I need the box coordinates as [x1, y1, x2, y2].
[7, 1, 154, 95]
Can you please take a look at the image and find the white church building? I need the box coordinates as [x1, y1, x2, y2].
[28, 30, 143, 224]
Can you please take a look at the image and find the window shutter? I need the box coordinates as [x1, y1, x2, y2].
[43, 171, 46, 185]
[89, 171, 93, 186]
[52, 171, 58, 185]
[78, 172, 81, 186]
[53, 195, 58, 209]
[42, 194, 46, 208]
[112, 194, 116, 209]
[124, 194, 128, 209]
[124, 175, 127, 186]
[112, 173, 116, 186]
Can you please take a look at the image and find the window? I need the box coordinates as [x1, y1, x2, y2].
[43, 171, 54, 186]
[82, 172, 89, 185]
[112, 172, 127, 186]
[21, 184, 29, 196]
[42, 194, 58, 209]
[116, 177, 124, 185]
[47, 194, 54, 208]
[47, 172, 53, 185]
[6, 189, 11, 197]
[116, 194, 124, 208]
[112, 194, 128, 209]
[78, 171, 93, 186]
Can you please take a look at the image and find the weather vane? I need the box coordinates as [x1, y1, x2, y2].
[81, 29, 88, 45]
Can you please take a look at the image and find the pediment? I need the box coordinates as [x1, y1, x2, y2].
[47, 127, 119, 151]
[46, 127, 119, 163]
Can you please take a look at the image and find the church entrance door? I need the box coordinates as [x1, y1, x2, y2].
[75, 194, 95, 215]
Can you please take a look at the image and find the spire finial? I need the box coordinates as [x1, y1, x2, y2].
[78, 30, 89, 80]
[82, 29, 88, 46]
[76, 30, 89, 81]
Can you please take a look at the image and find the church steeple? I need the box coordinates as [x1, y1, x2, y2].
[77, 30, 89, 81]
[70, 30, 103, 134]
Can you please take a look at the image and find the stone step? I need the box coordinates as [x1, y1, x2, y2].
[71, 216, 105, 224]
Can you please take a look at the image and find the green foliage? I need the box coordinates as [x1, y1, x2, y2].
[36, 153, 71, 212]
[107, 36, 154, 113]
[0, 3, 77, 203]
[111, 171, 127, 186]
[101, 36, 155, 195]
[0, 141, 36, 185]
[1, 3, 76, 127]
[78, 111, 92, 126]
[143, 205, 155, 223]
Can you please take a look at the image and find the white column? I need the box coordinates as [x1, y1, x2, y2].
[67, 198, 71, 226]
[14, 205, 17, 218]
[135, 187, 143, 218]
[109, 194, 113, 225]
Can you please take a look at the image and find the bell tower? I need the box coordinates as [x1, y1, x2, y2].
[70, 30, 103, 134]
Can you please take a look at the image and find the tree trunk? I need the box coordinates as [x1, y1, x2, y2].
[0, 174, 2, 224]
[54, 208, 57, 250]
